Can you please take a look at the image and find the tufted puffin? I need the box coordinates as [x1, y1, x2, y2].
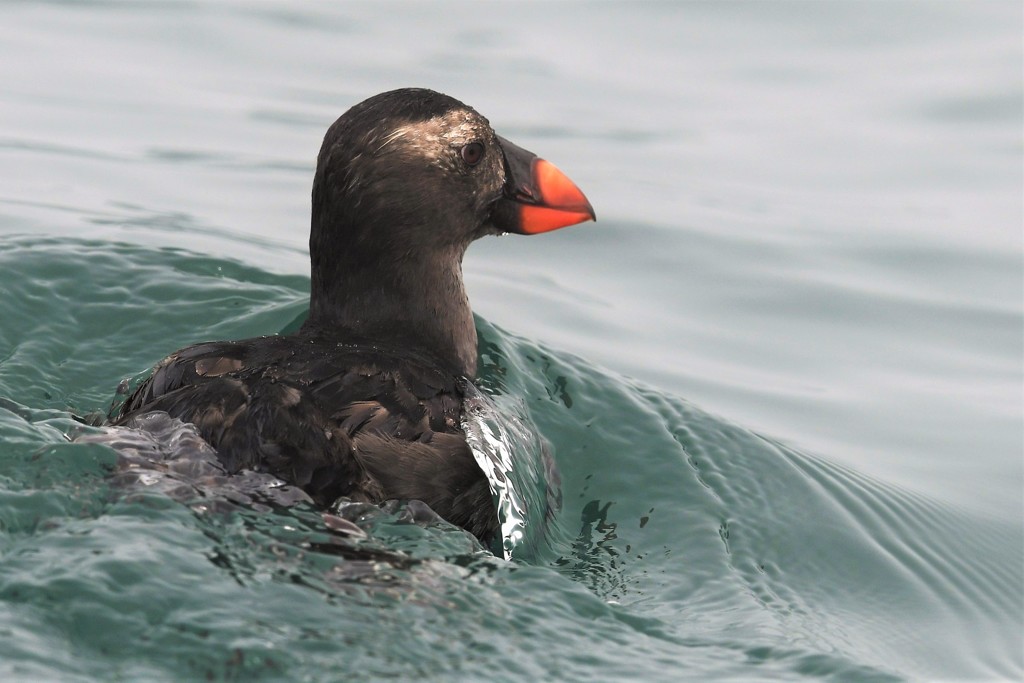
[112, 88, 595, 545]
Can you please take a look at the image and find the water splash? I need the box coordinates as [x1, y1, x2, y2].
[460, 380, 560, 562]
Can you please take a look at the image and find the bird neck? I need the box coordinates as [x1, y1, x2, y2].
[303, 241, 478, 378]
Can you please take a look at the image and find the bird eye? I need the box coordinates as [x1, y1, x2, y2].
[461, 141, 485, 166]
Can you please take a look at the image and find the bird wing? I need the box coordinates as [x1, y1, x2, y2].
[113, 337, 497, 539]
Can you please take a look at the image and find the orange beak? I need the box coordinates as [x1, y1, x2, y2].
[492, 136, 596, 235]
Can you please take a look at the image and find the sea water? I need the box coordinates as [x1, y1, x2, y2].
[0, 2, 1020, 681]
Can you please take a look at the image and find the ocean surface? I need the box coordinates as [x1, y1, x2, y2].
[1, 2, 1021, 681]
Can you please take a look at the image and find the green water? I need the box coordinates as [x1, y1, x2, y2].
[0, 237, 1019, 681]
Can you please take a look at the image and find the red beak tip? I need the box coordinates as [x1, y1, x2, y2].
[521, 158, 595, 233]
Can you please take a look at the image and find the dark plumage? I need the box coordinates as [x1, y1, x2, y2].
[112, 88, 594, 544]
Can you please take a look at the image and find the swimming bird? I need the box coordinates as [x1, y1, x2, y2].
[112, 88, 595, 544]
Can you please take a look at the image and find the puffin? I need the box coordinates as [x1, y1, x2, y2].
[111, 88, 595, 544]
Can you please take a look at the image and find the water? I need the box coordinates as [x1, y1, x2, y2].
[1, 2, 1021, 681]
